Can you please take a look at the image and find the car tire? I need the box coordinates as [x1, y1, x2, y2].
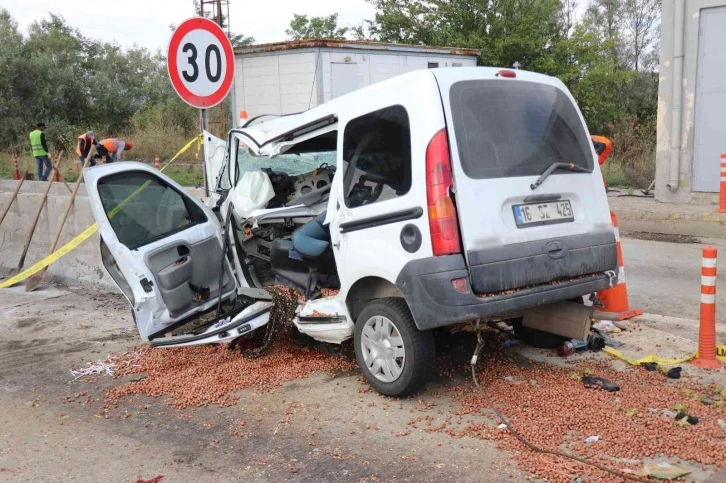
[354, 297, 434, 397]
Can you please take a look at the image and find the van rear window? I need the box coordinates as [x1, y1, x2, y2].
[449, 80, 593, 180]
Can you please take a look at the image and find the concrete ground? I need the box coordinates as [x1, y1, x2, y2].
[1, 235, 725, 482]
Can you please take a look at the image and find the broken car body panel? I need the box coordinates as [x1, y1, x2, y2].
[83, 162, 266, 345]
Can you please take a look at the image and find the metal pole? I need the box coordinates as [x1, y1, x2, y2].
[200, 108, 209, 197]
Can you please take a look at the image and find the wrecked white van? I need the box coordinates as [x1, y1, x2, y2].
[84, 67, 617, 397]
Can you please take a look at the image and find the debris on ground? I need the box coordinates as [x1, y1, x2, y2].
[665, 367, 682, 379]
[638, 462, 691, 480]
[593, 320, 622, 333]
[449, 339, 726, 483]
[584, 435, 600, 443]
[99, 333, 355, 410]
[674, 412, 699, 425]
[70, 348, 147, 380]
[135, 476, 164, 483]
[581, 375, 620, 392]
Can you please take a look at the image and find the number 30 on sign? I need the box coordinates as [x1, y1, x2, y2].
[167, 17, 235, 109]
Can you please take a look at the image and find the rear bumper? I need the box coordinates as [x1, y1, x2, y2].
[468, 231, 617, 294]
[395, 254, 616, 331]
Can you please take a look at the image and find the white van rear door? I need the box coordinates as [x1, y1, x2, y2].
[432, 68, 616, 296]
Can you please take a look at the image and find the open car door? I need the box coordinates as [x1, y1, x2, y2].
[85, 162, 272, 347]
[203, 130, 227, 200]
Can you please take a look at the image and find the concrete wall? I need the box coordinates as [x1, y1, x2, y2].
[0, 180, 205, 291]
[656, 0, 725, 203]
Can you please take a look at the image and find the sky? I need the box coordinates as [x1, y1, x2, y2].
[0, 0, 377, 51]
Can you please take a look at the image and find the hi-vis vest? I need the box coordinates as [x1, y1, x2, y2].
[77, 134, 93, 156]
[29, 130, 47, 157]
[101, 138, 118, 152]
[590, 135, 612, 165]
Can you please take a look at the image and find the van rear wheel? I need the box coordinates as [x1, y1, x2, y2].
[354, 298, 434, 397]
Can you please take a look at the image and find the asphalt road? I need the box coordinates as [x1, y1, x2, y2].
[622, 235, 726, 320]
[1, 236, 725, 482]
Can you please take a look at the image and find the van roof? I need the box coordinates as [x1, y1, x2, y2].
[236, 67, 564, 149]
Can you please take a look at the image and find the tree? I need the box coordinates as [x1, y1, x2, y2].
[584, 0, 627, 69]
[286, 13, 349, 40]
[623, 0, 660, 72]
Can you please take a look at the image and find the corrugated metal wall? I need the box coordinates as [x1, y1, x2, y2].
[234, 48, 477, 120]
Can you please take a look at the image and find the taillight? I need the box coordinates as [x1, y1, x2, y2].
[496, 69, 517, 78]
[425, 129, 461, 256]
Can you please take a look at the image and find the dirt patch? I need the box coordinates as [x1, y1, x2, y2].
[623, 231, 701, 244]
[16, 317, 62, 331]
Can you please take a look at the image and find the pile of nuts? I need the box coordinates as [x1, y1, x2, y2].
[447, 352, 726, 482]
[105, 333, 355, 410]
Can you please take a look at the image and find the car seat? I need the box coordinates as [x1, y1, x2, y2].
[270, 212, 340, 296]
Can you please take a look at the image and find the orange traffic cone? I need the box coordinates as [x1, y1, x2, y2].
[13, 156, 20, 180]
[593, 211, 643, 321]
[154, 154, 160, 169]
[239, 110, 248, 126]
[692, 247, 723, 369]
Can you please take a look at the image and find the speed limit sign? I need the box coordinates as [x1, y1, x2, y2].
[168, 17, 235, 109]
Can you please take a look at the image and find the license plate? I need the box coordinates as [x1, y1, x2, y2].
[513, 201, 574, 227]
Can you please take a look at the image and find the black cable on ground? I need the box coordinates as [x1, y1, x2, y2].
[469, 326, 655, 483]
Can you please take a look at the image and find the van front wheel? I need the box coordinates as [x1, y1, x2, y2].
[354, 298, 434, 397]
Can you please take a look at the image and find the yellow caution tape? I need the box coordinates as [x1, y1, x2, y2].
[603, 344, 726, 366]
[0, 135, 202, 289]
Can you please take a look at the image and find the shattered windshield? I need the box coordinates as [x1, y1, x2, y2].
[236, 149, 336, 178]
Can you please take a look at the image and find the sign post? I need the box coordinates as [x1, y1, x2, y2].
[167, 17, 235, 196]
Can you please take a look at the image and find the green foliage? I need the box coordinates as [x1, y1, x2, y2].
[0, 9, 199, 155]
[357, 0, 659, 186]
[286, 13, 349, 40]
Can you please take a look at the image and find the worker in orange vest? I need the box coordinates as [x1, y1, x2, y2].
[591, 135, 612, 165]
[97, 138, 133, 162]
[76, 131, 98, 166]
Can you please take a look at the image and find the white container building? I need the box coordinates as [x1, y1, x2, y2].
[232, 39, 480, 121]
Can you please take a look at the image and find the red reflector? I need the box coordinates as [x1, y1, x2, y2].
[425, 129, 461, 256]
[497, 69, 516, 78]
[451, 277, 468, 293]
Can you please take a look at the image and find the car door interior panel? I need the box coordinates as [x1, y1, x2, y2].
[144, 237, 235, 317]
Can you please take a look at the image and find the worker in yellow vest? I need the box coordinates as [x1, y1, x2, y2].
[29, 122, 52, 181]
[97, 138, 133, 162]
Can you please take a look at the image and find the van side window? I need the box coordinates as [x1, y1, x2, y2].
[97, 171, 207, 250]
[342, 105, 412, 208]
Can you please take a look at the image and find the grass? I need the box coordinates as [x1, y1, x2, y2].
[0, 153, 204, 187]
[602, 163, 632, 188]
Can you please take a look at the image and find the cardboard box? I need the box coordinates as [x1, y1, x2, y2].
[522, 301, 592, 340]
